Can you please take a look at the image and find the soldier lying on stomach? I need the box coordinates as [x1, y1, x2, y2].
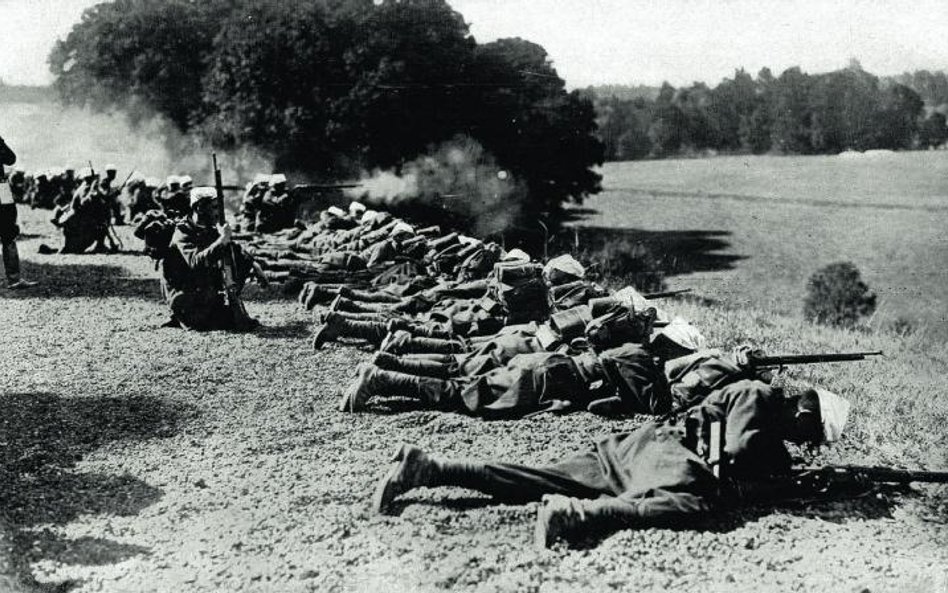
[373, 380, 850, 548]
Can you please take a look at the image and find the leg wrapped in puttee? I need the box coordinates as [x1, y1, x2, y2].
[312, 312, 388, 349]
[339, 365, 462, 412]
[374, 445, 613, 514]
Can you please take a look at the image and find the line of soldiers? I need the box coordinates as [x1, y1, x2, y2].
[219, 199, 909, 548]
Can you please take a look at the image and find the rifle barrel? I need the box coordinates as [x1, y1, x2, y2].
[644, 288, 692, 299]
[292, 183, 362, 190]
[750, 351, 883, 366]
[810, 464, 948, 484]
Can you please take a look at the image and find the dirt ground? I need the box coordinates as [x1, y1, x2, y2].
[2, 207, 948, 593]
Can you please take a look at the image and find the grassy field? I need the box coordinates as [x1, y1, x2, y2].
[572, 152, 948, 340]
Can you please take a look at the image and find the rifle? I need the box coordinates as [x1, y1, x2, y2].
[730, 463, 948, 505]
[292, 183, 362, 191]
[643, 288, 692, 299]
[660, 349, 884, 421]
[213, 153, 256, 331]
[747, 350, 883, 367]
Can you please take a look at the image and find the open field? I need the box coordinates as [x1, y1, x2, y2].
[2, 205, 948, 592]
[574, 152, 948, 339]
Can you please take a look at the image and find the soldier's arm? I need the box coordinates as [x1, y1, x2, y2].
[173, 229, 229, 270]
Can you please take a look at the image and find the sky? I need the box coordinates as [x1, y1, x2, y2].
[1, 0, 946, 88]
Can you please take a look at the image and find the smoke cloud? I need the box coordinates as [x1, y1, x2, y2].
[2, 100, 272, 188]
[347, 135, 525, 236]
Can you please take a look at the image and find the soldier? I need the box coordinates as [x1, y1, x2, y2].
[238, 173, 268, 232]
[373, 380, 850, 548]
[159, 187, 261, 330]
[256, 173, 295, 233]
[338, 307, 664, 417]
[0, 135, 38, 288]
[125, 174, 159, 221]
[159, 175, 189, 219]
[103, 163, 125, 224]
[8, 167, 26, 203]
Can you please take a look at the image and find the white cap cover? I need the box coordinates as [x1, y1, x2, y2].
[502, 248, 530, 262]
[270, 173, 287, 185]
[190, 186, 217, 206]
[543, 254, 585, 281]
[652, 317, 707, 352]
[349, 201, 367, 216]
[816, 388, 851, 442]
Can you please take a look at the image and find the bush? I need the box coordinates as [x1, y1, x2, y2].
[803, 262, 877, 327]
[579, 238, 665, 293]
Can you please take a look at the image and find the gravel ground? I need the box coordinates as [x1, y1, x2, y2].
[2, 207, 947, 593]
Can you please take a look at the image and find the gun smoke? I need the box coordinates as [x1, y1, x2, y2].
[3, 101, 272, 187]
[347, 135, 526, 237]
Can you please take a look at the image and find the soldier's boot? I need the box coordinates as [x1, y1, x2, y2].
[329, 295, 378, 313]
[329, 295, 386, 314]
[312, 312, 387, 350]
[298, 282, 337, 310]
[380, 330, 466, 355]
[339, 285, 402, 304]
[534, 495, 641, 549]
[371, 351, 452, 379]
[373, 444, 438, 514]
[339, 366, 457, 413]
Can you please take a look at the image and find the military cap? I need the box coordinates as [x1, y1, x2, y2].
[189, 186, 217, 206]
[105, 163, 117, 172]
[269, 173, 287, 185]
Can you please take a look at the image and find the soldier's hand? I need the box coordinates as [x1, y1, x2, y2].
[217, 223, 232, 245]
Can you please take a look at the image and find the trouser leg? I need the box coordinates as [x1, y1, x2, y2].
[432, 450, 611, 503]
[2, 241, 20, 283]
[343, 287, 401, 303]
[372, 352, 453, 379]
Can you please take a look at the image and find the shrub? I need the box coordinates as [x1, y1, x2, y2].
[803, 262, 877, 327]
[579, 238, 665, 293]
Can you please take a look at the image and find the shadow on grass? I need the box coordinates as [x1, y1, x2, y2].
[0, 392, 191, 585]
[558, 226, 745, 277]
[5, 260, 159, 301]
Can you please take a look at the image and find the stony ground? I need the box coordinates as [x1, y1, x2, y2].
[2, 207, 948, 593]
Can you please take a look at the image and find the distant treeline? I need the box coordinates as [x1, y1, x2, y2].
[584, 64, 948, 161]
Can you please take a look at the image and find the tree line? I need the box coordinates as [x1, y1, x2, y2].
[49, 0, 603, 221]
[587, 63, 948, 161]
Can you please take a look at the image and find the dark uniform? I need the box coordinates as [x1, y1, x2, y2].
[375, 380, 825, 547]
[0, 138, 37, 287]
[160, 218, 254, 330]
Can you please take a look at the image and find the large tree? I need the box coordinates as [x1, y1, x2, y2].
[51, 0, 602, 222]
